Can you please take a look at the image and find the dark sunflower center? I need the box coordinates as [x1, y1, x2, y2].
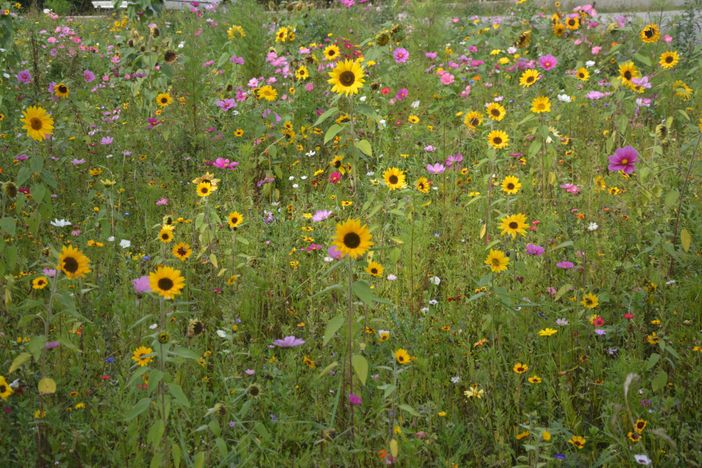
[63, 256, 79, 273]
[58, 85, 67, 93]
[158, 278, 174, 291]
[30, 117, 43, 130]
[162, 233, 169, 240]
[470, 118, 479, 126]
[526, 76, 534, 83]
[177, 248, 187, 256]
[491, 109, 500, 116]
[161, 97, 168, 103]
[493, 137, 502, 144]
[248, 385, 260, 396]
[200, 187, 209, 194]
[339, 71, 356, 86]
[389, 175, 398, 184]
[509, 222, 518, 229]
[398, 355, 406, 362]
[0, 385, 6, 393]
[343, 232, 361, 249]
[665, 56, 673, 63]
[231, 216, 238, 224]
[371, 268, 378, 274]
[507, 183, 514, 189]
[644, 28, 653, 38]
[624, 71, 632, 80]
[492, 258, 501, 266]
[328, 50, 336, 56]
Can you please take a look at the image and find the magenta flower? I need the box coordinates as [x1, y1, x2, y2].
[559, 183, 581, 194]
[132, 276, 152, 294]
[556, 261, 574, 269]
[348, 393, 362, 406]
[445, 153, 463, 167]
[439, 72, 455, 85]
[393, 47, 409, 64]
[216, 98, 237, 111]
[426, 163, 446, 175]
[526, 244, 545, 256]
[273, 336, 305, 348]
[83, 69, 96, 83]
[538, 54, 558, 71]
[17, 69, 32, 84]
[156, 198, 169, 206]
[211, 157, 239, 170]
[608, 146, 638, 174]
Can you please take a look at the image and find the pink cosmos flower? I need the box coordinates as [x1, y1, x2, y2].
[83, 69, 96, 82]
[393, 47, 409, 64]
[560, 183, 581, 194]
[538, 54, 558, 71]
[426, 163, 446, 174]
[132, 276, 152, 294]
[312, 210, 332, 222]
[439, 72, 454, 85]
[273, 336, 305, 348]
[608, 146, 638, 174]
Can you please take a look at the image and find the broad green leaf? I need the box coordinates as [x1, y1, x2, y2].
[555, 284, 572, 301]
[351, 354, 368, 386]
[681, 228, 691, 253]
[169, 347, 200, 360]
[652, 370, 668, 392]
[317, 361, 338, 378]
[355, 139, 372, 156]
[324, 124, 344, 144]
[9, 352, 32, 373]
[352, 280, 392, 306]
[313, 107, 338, 126]
[0, 217, 16, 237]
[147, 420, 165, 447]
[125, 398, 152, 421]
[323, 314, 345, 346]
[27, 335, 47, 362]
[398, 404, 420, 417]
[168, 383, 191, 408]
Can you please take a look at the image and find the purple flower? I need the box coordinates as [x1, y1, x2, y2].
[83, 69, 96, 83]
[43, 268, 57, 278]
[17, 69, 32, 84]
[556, 318, 569, 326]
[216, 98, 237, 111]
[559, 183, 581, 194]
[393, 47, 409, 64]
[312, 210, 332, 222]
[608, 146, 638, 174]
[156, 198, 169, 206]
[348, 392, 362, 406]
[595, 328, 606, 335]
[538, 54, 558, 71]
[586, 91, 610, 100]
[273, 336, 305, 348]
[71, 159, 86, 165]
[328, 245, 342, 260]
[526, 244, 545, 256]
[101, 137, 113, 145]
[45, 341, 60, 350]
[395, 88, 408, 100]
[132, 276, 152, 294]
[426, 163, 445, 174]
[445, 153, 463, 167]
[211, 157, 239, 170]
[556, 261, 574, 269]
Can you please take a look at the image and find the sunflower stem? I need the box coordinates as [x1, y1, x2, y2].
[345, 256, 355, 439]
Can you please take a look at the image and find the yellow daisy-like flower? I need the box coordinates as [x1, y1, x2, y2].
[158, 225, 174, 243]
[394, 348, 412, 365]
[659, 51, 679, 69]
[156, 92, 173, 107]
[569, 435, 586, 449]
[295, 65, 310, 81]
[275, 26, 289, 43]
[172, 242, 192, 261]
[54, 83, 69, 98]
[519, 69, 539, 87]
[499, 213, 528, 238]
[501, 175, 521, 194]
[487, 130, 509, 149]
[485, 249, 509, 273]
[415, 177, 431, 194]
[328, 59, 365, 96]
[57, 245, 91, 279]
[21, 106, 54, 141]
[408, 114, 420, 124]
[0, 375, 13, 400]
[640, 23, 660, 43]
[564, 15, 579, 30]
[673, 80, 693, 100]
[227, 211, 244, 229]
[32, 276, 49, 290]
[581, 292, 599, 309]
[383, 167, 407, 190]
[226, 25, 245, 39]
[463, 111, 483, 130]
[333, 219, 373, 259]
[366, 261, 384, 277]
[196, 181, 216, 197]
[512, 362, 528, 374]
[323, 44, 340, 61]
[528, 375, 542, 384]
[618, 61, 639, 84]
[486, 102, 506, 121]
[149, 265, 185, 300]
[531, 96, 551, 113]
[256, 85, 278, 102]
[538, 328, 558, 337]
[576, 67, 590, 81]
[131, 346, 154, 367]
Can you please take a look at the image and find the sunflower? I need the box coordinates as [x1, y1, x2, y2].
[415, 177, 430, 194]
[32, 276, 49, 290]
[172, 242, 192, 261]
[149, 265, 185, 300]
[0, 375, 13, 400]
[227, 211, 244, 229]
[515, 30, 531, 49]
[21, 106, 54, 141]
[323, 44, 340, 61]
[553, 21, 565, 36]
[531, 96, 551, 113]
[499, 213, 528, 238]
[234, 128, 244, 137]
[54, 83, 69, 98]
[581, 292, 599, 309]
[187, 319, 205, 337]
[576, 67, 589, 81]
[394, 348, 412, 365]
[256, 85, 278, 102]
[295, 65, 309, 80]
[640, 23, 660, 43]
[57, 245, 91, 279]
[501, 176, 521, 195]
[383, 167, 407, 190]
[569, 436, 586, 449]
[158, 226, 174, 243]
[131, 346, 154, 367]
[333, 219, 373, 259]
[156, 92, 173, 107]
[275, 26, 289, 43]
[485, 249, 509, 273]
[366, 261, 384, 277]
[512, 362, 528, 374]
[408, 114, 420, 124]
[164, 50, 177, 63]
[329, 155, 344, 170]
[673, 80, 693, 100]
[328, 59, 365, 96]
[564, 15, 579, 30]
[463, 111, 483, 130]
[486, 102, 506, 121]
[659, 51, 679, 69]
[618, 61, 639, 84]
[196, 181, 216, 197]
[519, 69, 540, 87]
[487, 130, 509, 149]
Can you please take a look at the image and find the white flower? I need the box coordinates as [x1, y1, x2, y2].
[216, 329, 228, 338]
[178, 41, 185, 49]
[410, 100, 421, 109]
[119, 239, 131, 249]
[585, 60, 596, 67]
[50, 219, 72, 227]
[292, 183, 299, 189]
[386, 274, 397, 281]
[507, 46, 517, 54]
[378, 119, 387, 129]
[305, 150, 316, 157]
[107, 236, 115, 242]
[587, 222, 599, 231]
[634, 454, 651, 465]
[300, 175, 308, 180]
[323, 256, 334, 263]
[288, 176, 295, 181]
[451, 376, 461, 384]
[429, 276, 441, 285]
[149, 323, 158, 330]
[429, 299, 438, 305]
[546, 136, 553, 144]
[557, 94, 572, 103]
[359, 96, 367, 102]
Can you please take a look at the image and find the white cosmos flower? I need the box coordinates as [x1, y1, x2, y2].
[429, 276, 441, 285]
[119, 239, 131, 249]
[557, 94, 572, 103]
[216, 330, 228, 338]
[587, 222, 599, 231]
[50, 219, 72, 227]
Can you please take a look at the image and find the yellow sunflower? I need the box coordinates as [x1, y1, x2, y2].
[149, 265, 185, 300]
[383, 167, 407, 190]
[227, 211, 244, 229]
[57, 245, 91, 279]
[295, 65, 309, 80]
[618, 61, 639, 84]
[463, 111, 483, 130]
[21, 106, 54, 141]
[196, 181, 216, 197]
[415, 177, 430, 194]
[256, 85, 278, 102]
[172, 242, 192, 261]
[0, 375, 13, 400]
[366, 261, 384, 277]
[156, 92, 173, 107]
[333, 219, 373, 259]
[486, 102, 506, 121]
[32, 276, 49, 290]
[394, 348, 412, 365]
[501, 176, 521, 195]
[487, 130, 509, 149]
[54, 83, 69, 98]
[659, 51, 679, 69]
[499, 213, 528, 238]
[581, 292, 599, 309]
[131, 346, 154, 367]
[519, 69, 540, 87]
[485, 249, 509, 273]
[323, 44, 340, 61]
[328, 59, 365, 96]
[673, 80, 693, 100]
[640, 23, 660, 43]
[565, 15, 579, 30]
[576, 67, 589, 81]
[531, 96, 551, 113]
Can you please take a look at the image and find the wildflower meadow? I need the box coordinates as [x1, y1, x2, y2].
[0, 0, 701, 465]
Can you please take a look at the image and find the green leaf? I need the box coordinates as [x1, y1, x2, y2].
[664, 189, 679, 209]
[555, 284, 573, 301]
[125, 398, 152, 421]
[398, 404, 420, 417]
[355, 139, 372, 156]
[0, 217, 16, 237]
[169, 347, 200, 360]
[147, 420, 165, 447]
[645, 353, 660, 371]
[652, 370, 667, 392]
[193, 452, 205, 468]
[323, 314, 345, 346]
[634, 53, 652, 67]
[352, 280, 392, 306]
[324, 124, 344, 144]
[168, 383, 191, 408]
[313, 107, 338, 126]
[680, 228, 691, 253]
[9, 352, 32, 373]
[27, 335, 47, 362]
[317, 361, 338, 378]
[378, 383, 396, 399]
[351, 354, 368, 386]
[553, 241, 573, 250]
